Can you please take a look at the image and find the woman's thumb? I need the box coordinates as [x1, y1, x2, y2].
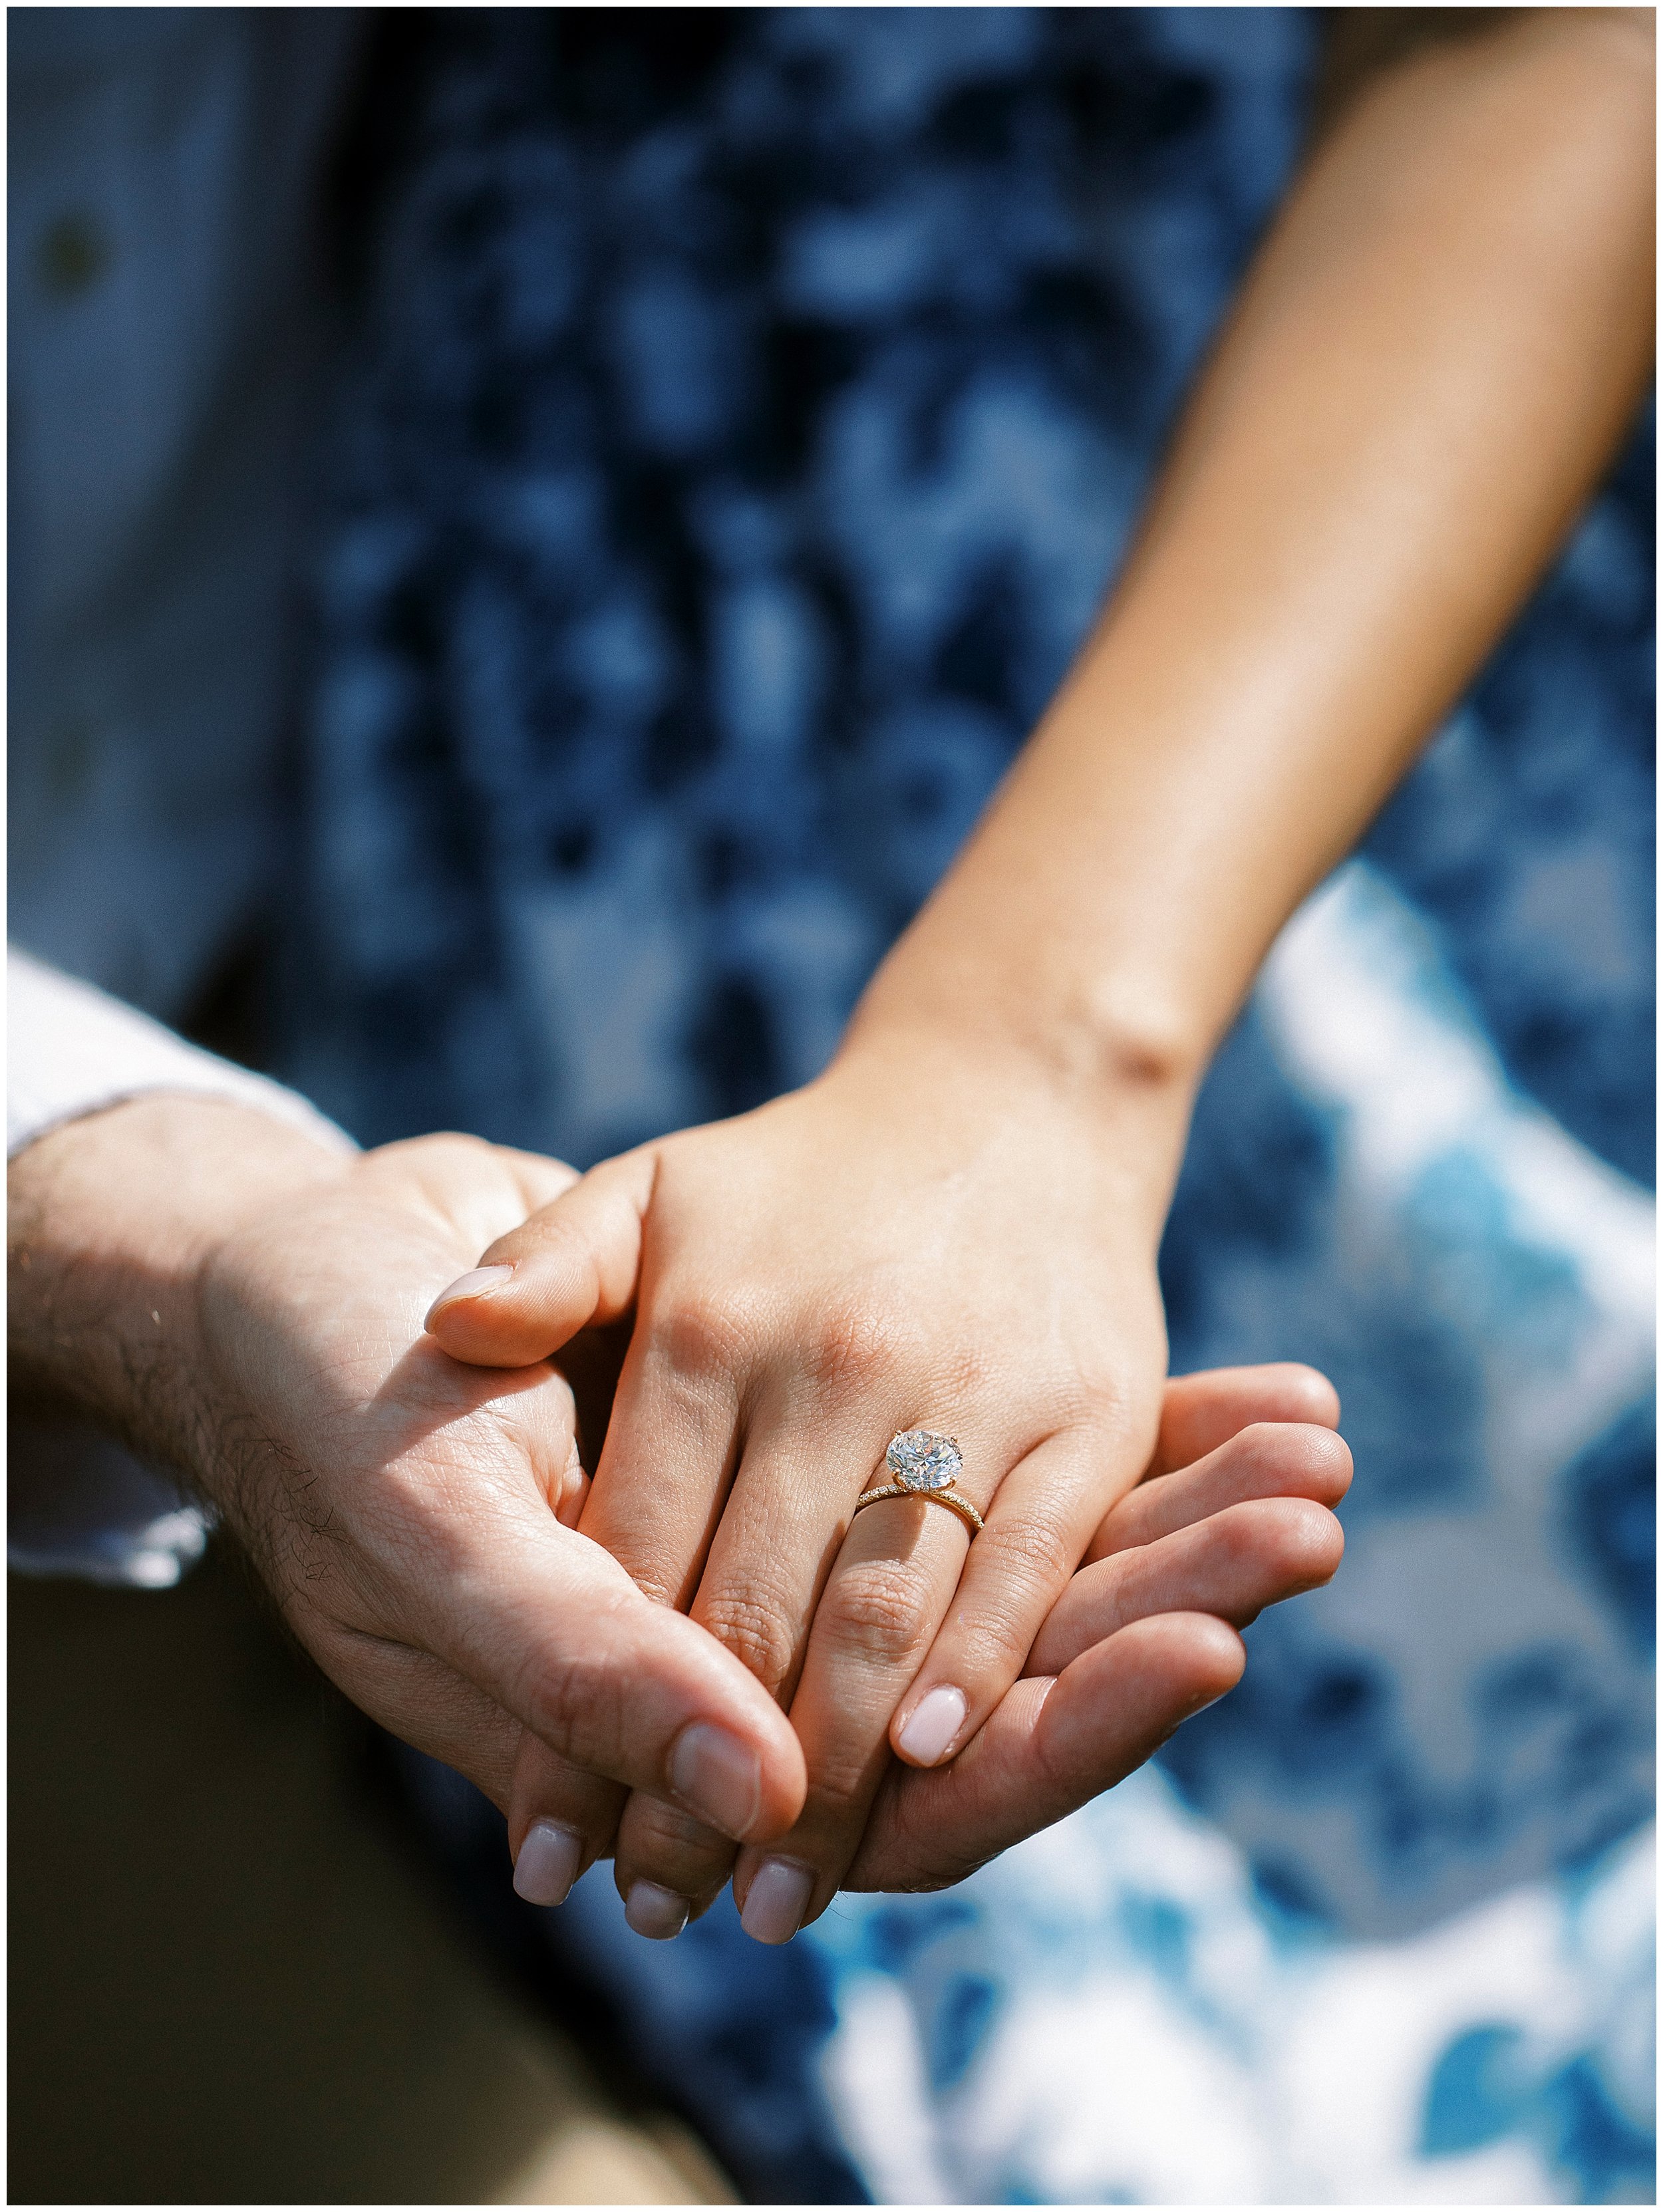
[426, 1147, 655, 1366]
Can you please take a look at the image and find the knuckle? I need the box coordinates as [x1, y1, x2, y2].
[819, 1556, 934, 1668]
[1231, 1422, 1284, 1470]
[385, 1130, 489, 1167]
[1052, 1373, 1120, 1434]
[620, 1555, 688, 1611]
[943, 1602, 1040, 1680]
[1235, 1421, 1354, 1498]
[848, 1776, 985, 1894]
[977, 1511, 1076, 1595]
[943, 1521, 1074, 1666]
[371, 1129, 502, 1192]
[806, 1736, 889, 1811]
[649, 1292, 756, 1381]
[516, 1643, 630, 1775]
[619, 1795, 736, 1882]
[931, 1340, 996, 1403]
[803, 1303, 914, 1396]
[696, 1587, 798, 1691]
[508, 1204, 581, 1256]
[1263, 1495, 1345, 1580]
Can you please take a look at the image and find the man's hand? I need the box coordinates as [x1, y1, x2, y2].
[9, 1099, 808, 1840]
[11, 1098, 1348, 1933]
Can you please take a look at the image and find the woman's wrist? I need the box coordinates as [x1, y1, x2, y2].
[826, 980, 1197, 1250]
[851, 901, 1209, 1100]
[7, 1095, 353, 1478]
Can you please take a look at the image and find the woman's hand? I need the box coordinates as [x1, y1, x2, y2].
[498, 1358, 1348, 1928]
[429, 1035, 1200, 1932]
[837, 1361, 1350, 1898]
[424, 0, 1652, 1937]
[9, 1099, 808, 1836]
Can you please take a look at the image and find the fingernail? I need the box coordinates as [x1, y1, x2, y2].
[426, 1264, 514, 1325]
[624, 1879, 690, 1941]
[668, 1721, 762, 1840]
[512, 1819, 582, 1907]
[897, 1685, 967, 1766]
[740, 1858, 815, 1946]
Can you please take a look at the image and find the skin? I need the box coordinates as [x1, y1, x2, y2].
[8, 1095, 1344, 1896]
[845, 1373, 1350, 1896]
[429, 8, 1654, 1939]
[9, 1102, 804, 1831]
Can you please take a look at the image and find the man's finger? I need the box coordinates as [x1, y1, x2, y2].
[1090, 1419, 1352, 1562]
[507, 1733, 629, 1910]
[290, 1626, 527, 1810]
[420, 1509, 808, 1846]
[1149, 1363, 1340, 1476]
[838, 1612, 1245, 1893]
[1030, 1496, 1343, 1676]
[355, 1133, 581, 1255]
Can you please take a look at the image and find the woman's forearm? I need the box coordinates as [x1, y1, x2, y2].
[850, 9, 1653, 1137]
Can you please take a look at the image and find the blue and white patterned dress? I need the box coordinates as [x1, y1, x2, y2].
[291, 12, 1654, 2201]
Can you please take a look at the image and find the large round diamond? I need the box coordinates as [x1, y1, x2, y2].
[885, 1430, 963, 1492]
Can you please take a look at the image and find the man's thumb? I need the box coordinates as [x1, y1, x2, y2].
[450, 1520, 808, 1843]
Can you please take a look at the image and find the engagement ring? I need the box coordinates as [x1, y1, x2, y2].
[851, 1430, 984, 1534]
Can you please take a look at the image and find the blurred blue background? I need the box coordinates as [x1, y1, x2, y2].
[276, 11, 1652, 2202]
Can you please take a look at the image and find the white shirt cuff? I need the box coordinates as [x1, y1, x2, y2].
[7, 945, 356, 1159]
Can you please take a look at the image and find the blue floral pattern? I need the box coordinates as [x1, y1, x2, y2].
[296, 12, 1653, 2201]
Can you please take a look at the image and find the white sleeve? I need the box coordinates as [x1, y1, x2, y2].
[7, 946, 357, 1160]
[7, 946, 359, 1588]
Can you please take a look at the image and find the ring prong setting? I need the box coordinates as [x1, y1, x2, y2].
[885, 1430, 963, 1493]
[854, 1432, 981, 1534]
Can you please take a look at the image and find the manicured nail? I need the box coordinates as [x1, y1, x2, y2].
[740, 1859, 815, 1946]
[897, 1685, 967, 1766]
[624, 1880, 690, 1941]
[425, 1264, 514, 1329]
[668, 1721, 762, 1840]
[512, 1820, 582, 1907]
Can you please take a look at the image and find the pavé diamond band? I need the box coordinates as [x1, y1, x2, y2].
[851, 1429, 984, 1535]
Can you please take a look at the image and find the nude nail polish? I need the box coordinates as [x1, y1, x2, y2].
[740, 1859, 815, 1946]
[624, 1880, 690, 1941]
[425, 1264, 514, 1327]
[512, 1820, 582, 1907]
[668, 1721, 762, 1840]
[897, 1685, 967, 1766]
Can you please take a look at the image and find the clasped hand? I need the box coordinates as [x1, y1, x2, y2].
[425, 1040, 1348, 1941]
[70, 1079, 1340, 1942]
[72, 1078, 1346, 1943]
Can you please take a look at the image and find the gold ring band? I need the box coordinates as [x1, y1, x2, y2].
[851, 1482, 984, 1535]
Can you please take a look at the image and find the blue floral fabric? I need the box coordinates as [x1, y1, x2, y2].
[294, 11, 1654, 2202]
